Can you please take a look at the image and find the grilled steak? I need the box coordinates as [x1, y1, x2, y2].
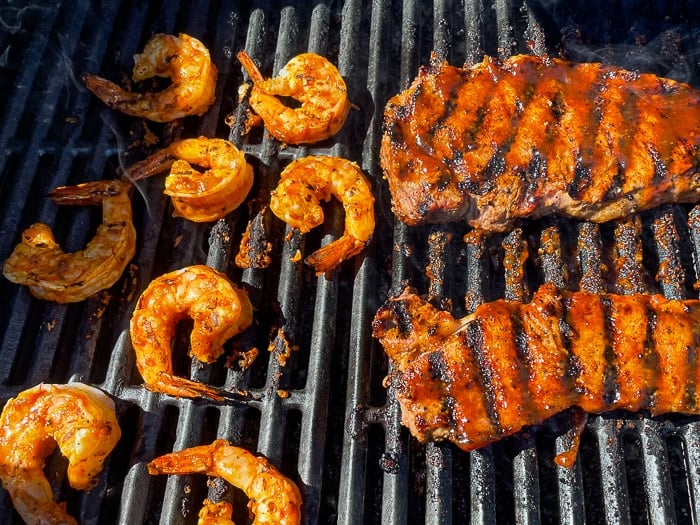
[372, 283, 700, 452]
[380, 55, 700, 231]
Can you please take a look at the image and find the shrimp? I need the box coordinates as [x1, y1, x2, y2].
[82, 33, 217, 123]
[237, 51, 351, 144]
[269, 156, 375, 275]
[0, 383, 121, 525]
[124, 137, 254, 222]
[2, 179, 137, 303]
[147, 439, 302, 525]
[130, 265, 254, 401]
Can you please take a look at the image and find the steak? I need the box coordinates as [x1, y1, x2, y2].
[380, 55, 700, 231]
[372, 283, 700, 452]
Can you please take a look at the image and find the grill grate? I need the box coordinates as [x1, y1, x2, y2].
[1, 0, 700, 524]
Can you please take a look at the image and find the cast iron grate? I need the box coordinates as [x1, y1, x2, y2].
[0, 0, 699, 524]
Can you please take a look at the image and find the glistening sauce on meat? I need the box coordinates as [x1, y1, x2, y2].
[381, 55, 700, 231]
[372, 283, 700, 455]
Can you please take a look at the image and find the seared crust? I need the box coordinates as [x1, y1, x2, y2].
[381, 55, 700, 231]
[372, 283, 700, 451]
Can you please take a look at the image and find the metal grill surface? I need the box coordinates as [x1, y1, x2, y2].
[1, 0, 700, 523]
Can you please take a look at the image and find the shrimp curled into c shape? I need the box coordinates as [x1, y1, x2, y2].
[269, 156, 375, 275]
[130, 265, 254, 401]
[237, 51, 351, 144]
[2, 179, 137, 303]
[82, 33, 217, 123]
[0, 383, 121, 525]
[148, 439, 302, 525]
[124, 137, 254, 223]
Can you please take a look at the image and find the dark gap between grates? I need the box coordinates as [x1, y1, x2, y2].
[666, 433, 693, 521]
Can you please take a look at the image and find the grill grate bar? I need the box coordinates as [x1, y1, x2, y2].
[0, 4, 59, 174]
[639, 419, 679, 523]
[593, 418, 633, 523]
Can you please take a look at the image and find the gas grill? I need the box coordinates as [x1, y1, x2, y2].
[1, 0, 700, 523]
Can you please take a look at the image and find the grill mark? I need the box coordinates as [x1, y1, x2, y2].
[388, 299, 414, 337]
[616, 89, 639, 183]
[600, 296, 620, 407]
[510, 311, 538, 417]
[601, 90, 634, 202]
[506, 76, 564, 212]
[551, 90, 566, 122]
[428, 350, 450, 383]
[466, 319, 502, 434]
[441, 394, 459, 433]
[566, 66, 609, 200]
[465, 106, 489, 145]
[604, 164, 625, 201]
[466, 61, 536, 195]
[427, 79, 463, 141]
[474, 75, 545, 197]
[567, 154, 592, 200]
[560, 296, 583, 392]
[525, 148, 546, 193]
[456, 66, 503, 160]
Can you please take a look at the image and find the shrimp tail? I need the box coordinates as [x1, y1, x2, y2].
[145, 373, 227, 402]
[82, 73, 140, 109]
[144, 373, 255, 404]
[49, 179, 126, 205]
[304, 235, 367, 275]
[123, 149, 177, 182]
[147, 440, 225, 476]
[236, 50, 264, 83]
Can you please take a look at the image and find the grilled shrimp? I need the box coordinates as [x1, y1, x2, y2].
[124, 137, 254, 222]
[269, 156, 375, 275]
[2, 180, 136, 303]
[0, 383, 121, 525]
[83, 33, 217, 123]
[130, 265, 253, 401]
[148, 439, 302, 525]
[237, 51, 351, 144]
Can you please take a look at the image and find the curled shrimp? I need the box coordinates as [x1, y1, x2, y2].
[237, 51, 351, 144]
[130, 265, 254, 401]
[148, 439, 302, 525]
[82, 33, 217, 123]
[124, 137, 254, 222]
[2, 179, 137, 303]
[269, 156, 375, 275]
[0, 383, 121, 525]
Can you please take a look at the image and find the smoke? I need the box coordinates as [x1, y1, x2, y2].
[561, 26, 700, 84]
[525, 0, 700, 84]
[0, 4, 41, 68]
[0, 4, 35, 33]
